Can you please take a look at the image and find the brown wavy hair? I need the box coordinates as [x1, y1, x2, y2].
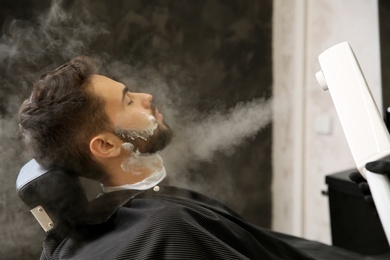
[19, 56, 111, 180]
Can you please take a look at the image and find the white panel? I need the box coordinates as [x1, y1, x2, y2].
[272, 0, 306, 237]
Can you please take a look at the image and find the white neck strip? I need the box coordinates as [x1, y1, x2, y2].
[102, 166, 166, 193]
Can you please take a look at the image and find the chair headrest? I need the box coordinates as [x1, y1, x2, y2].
[16, 159, 88, 233]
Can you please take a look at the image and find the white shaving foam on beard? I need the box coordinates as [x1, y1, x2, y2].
[116, 113, 158, 141]
[120, 142, 163, 176]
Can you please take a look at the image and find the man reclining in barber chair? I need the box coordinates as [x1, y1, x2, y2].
[16, 56, 390, 259]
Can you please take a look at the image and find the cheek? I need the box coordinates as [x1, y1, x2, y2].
[115, 111, 157, 130]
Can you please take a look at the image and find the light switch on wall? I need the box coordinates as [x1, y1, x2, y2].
[315, 115, 332, 135]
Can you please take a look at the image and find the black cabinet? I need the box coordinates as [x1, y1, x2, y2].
[326, 170, 390, 255]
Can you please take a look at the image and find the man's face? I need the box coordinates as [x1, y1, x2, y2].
[90, 74, 173, 153]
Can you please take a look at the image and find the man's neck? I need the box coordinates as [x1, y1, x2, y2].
[102, 152, 164, 187]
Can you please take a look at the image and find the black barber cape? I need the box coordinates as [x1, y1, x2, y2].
[41, 186, 368, 260]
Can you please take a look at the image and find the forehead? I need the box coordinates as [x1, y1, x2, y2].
[90, 74, 126, 117]
[90, 74, 125, 100]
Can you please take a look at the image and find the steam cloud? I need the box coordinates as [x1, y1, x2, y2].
[162, 98, 272, 178]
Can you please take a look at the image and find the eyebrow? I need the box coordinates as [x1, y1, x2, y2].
[121, 86, 129, 103]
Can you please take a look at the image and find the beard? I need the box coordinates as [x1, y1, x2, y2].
[115, 120, 173, 154]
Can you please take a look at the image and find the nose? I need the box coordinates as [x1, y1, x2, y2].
[140, 93, 152, 108]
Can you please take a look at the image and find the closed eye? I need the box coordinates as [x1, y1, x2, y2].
[126, 91, 134, 105]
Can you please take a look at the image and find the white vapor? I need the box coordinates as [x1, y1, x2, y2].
[161, 98, 272, 177]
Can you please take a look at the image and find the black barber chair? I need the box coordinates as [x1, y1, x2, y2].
[16, 159, 89, 238]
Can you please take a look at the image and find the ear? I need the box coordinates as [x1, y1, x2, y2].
[90, 133, 122, 159]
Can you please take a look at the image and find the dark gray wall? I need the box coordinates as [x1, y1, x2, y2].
[0, 1, 272, 259]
